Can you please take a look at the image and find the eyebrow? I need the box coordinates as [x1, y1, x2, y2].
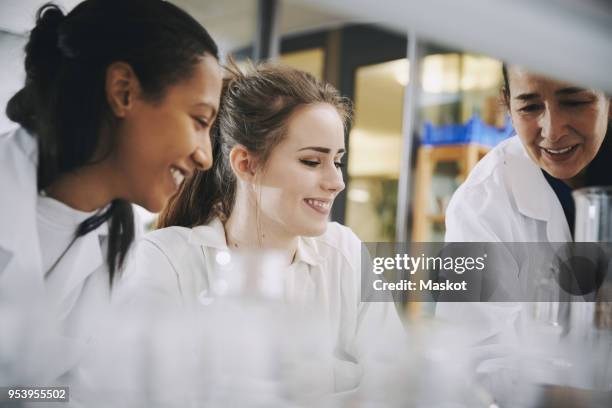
[555, 87, 589, 96]
[514, 93, 539, 101]
[193, 102, 218, 118]
[514, 87, 591, 101]
[298, 146, 346, 154]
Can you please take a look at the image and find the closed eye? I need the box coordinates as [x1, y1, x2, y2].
[300, 159, 345, 169]
[561, 100, 592, 107]
[193, 117, 209, 129]
[300, 159, 320, 167]
[518, 104, 542, 113]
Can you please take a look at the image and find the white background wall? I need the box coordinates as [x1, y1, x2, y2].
[0, 0, 356, 134]
[0, 31, 25, 134]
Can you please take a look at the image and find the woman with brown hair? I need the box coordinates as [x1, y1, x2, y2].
[118, 62, 405, 392]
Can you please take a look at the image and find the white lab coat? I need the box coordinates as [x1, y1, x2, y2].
[115, 218, 407, 393]
[445, 135, 571, 243]
[0, 127, 116, 382]
[438, 135, 573, 386]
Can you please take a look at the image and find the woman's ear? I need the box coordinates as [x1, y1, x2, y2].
[499, 87, 510, 111]
[105, 62, 141, 118]
[500, 87, 514, 129]
[229, 145, 258, 183]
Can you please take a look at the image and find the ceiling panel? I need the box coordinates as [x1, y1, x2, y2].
[292, 0, 612, 93]
[0, 0, 357, 53]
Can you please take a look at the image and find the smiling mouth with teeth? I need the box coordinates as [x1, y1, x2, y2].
[305, 198, 331, 213]
[541, 144, 578, 155]
[170, 166, 186, 188]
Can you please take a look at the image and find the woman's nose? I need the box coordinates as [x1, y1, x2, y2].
[539, 105, 568, 143]
[321, 166, 345, 194]
[191, 135, 212, 170]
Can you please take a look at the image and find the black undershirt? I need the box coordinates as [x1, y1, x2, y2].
[542, 134, 612, 239]
[542, 170, 575, 237]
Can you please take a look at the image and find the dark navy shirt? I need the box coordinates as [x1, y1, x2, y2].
[542, 170, 575, 237]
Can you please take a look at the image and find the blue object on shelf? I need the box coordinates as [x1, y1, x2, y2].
[422, 115, 514, 147]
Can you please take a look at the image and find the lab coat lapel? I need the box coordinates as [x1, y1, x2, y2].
[506, 139, 572, 242]
[46, 229, 106, 314]
[0, 128, 45, 300]
[187, 218, 227, 303]
[292, 237, 329, 310]
[188, 218, 228, 249]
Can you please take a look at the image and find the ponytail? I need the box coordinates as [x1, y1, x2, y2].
[6, 3, 65, 135]
[106, 200, 135, 283]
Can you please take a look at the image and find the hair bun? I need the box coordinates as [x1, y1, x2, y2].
[24, 4, 65, 83]
[36, 3, 64, 26]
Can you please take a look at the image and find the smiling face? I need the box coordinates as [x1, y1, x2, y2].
[112, 54, 223, 212]
[254, 103, 346, 237]
[506, 66, 611, 182]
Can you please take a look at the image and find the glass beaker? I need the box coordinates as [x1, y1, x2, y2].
[573, 187, 612, 242]
[572, 187, 612, 390]
[572, 187, 612, 330]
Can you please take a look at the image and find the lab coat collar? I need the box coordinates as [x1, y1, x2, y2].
[13, 126, 37, 163]
[44, 207, 109, 305]
[51, 229, 107, 311]
[188, 217, 228, 250]
[506, 137, 572, 241]
[188, 217, 323, 266]
[0, 128, 110, 304]
[0, 127, 110, 250]
[294, 236, 324, 267]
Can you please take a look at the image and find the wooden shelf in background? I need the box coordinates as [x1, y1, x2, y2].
[428, 214, 446, 223]
[412, 144, 490, 242]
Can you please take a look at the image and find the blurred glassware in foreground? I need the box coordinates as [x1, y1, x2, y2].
[574, 187, 612, 243]
[74, 250, 336, 407]
[572, 186, 612, 391]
